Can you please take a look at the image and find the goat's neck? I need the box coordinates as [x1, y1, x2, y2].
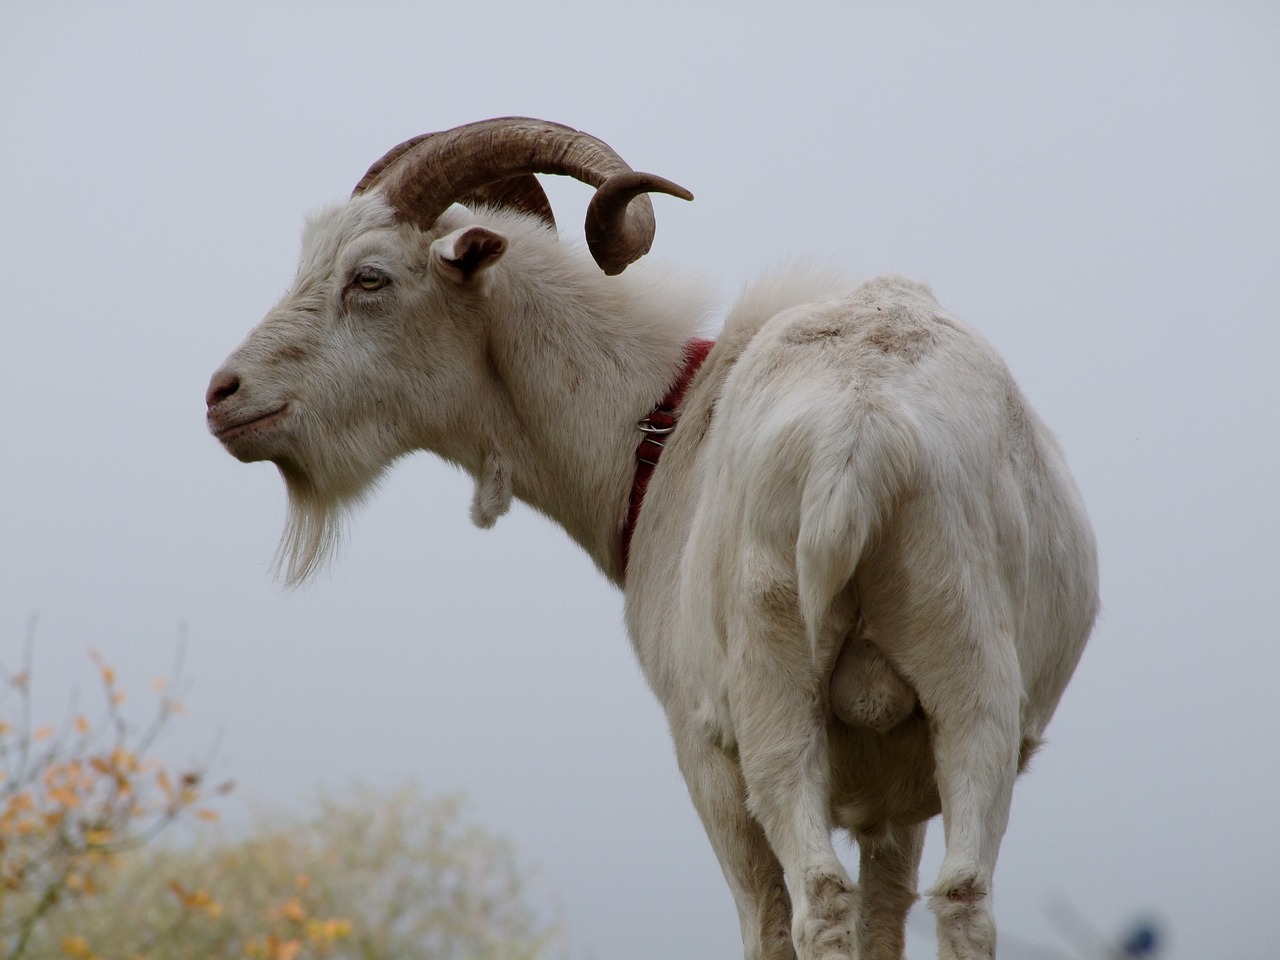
[475, 275, 700, 585]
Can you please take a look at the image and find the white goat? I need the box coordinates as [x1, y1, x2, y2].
[207, 118, 1098, 960]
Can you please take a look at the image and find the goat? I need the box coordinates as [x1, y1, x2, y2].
[206, 117, 1098, 960]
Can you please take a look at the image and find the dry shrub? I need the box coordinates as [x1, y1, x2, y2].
[1, 648, 556, 960]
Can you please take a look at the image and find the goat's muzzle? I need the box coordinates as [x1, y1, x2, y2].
[206, 368, 289, 461]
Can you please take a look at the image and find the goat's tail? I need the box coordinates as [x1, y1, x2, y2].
[795, 408, 918, 661]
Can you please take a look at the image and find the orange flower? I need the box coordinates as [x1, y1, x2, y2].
[279, 896, 306, 924]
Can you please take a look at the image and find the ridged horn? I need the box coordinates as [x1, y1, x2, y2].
[354, 130, 557, 229]
[352, 117, 692, 275]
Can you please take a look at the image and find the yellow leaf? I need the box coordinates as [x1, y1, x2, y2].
[74, 714, 90, 734]
[195, 808, 219, 822]
[101, 665, 116, 686]
[33, 725, 54, 741]
[48, 787, 80, 809]
[275, 940, 302, 960]
[85, 829, 112, 846]
[61, 935, 90, 958]
[309, 917, 352, 942]
[185, 888, 214, 908]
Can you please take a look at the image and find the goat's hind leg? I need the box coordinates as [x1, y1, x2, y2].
[727, 553, 858, 960]
[887, 618, 1021, 960]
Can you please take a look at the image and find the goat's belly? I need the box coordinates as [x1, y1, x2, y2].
[826, 715, 941, 833]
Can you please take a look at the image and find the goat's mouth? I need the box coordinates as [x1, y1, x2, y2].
[210, 404, 290, 456]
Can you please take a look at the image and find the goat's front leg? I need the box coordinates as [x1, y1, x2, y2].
[856, 822, 925, 960]
[672, 722, 795, 960]
[726, 556, 859, 960]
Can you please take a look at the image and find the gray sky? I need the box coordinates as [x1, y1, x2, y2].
[2, 3, 1278, 958]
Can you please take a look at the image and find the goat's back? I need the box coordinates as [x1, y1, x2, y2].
[628, 273, 1096, 822]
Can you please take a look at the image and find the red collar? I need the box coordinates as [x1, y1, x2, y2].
[621, 338, 716, 579]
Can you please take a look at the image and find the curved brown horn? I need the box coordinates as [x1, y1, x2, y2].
[352, 117, 692, 274]
[586, 170, 693, 276]
[352, 133, 430, 195]
[354, 131, 556, 230]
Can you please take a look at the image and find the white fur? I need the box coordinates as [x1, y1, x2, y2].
[208, 192, 1098, 960]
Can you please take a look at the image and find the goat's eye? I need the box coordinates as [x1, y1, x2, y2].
[354, 267, 388, 291]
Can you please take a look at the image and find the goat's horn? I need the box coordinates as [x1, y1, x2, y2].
[354, 130, 556, 230]
[585, 171, 693, 276]
[353, 117, 691, 275]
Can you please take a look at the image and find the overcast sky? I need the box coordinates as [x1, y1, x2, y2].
[2, 3, 1278, 959]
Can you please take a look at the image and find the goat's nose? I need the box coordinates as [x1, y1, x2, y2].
[206, 371, 241, 409]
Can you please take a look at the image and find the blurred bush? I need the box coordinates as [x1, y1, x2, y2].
[1, 647, 222, 959]
[1, 650, 557, 960]
[23, 785, 557, 960]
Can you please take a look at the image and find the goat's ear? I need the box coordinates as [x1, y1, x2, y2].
[431, 226, 508, 284]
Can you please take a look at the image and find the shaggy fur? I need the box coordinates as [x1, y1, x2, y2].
[208, 191, 1098, 960]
